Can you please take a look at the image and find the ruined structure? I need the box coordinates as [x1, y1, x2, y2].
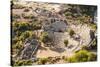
[20, 39, 39, 60]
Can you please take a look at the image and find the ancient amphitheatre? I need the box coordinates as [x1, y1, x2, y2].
[11, 1, 97, 66]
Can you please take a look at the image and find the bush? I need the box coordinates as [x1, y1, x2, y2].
[12, 36, 20, 44]
[65, 12, 72, 16]
[69, 29, 75, 36]
[12, 22, 30, 32]
[32, 22, 41, 30]
[37, 58, 48, 64]
[64, 57, 68, 62]
[64, 40, 69, 47]
[40, 32, 51, 43]
[90, 23, 97, 30]
[22, 13, 34, 19]
[67, 50, 97, 63]
[12, 21, 41, 33]
[24, 8, 30, 12]
[67, 56, 77, 63]
[13, 41, 23, 49]
[20, 31, 36, 40]
[88, 52, 97, 61]
[12, 4, 25, 9]
[12, 14, 20, 19]
[21, 31, 32, 39]
[91, 38, 97, 49]
[81, 45, 89, 50]
[74, 50, 89, 62]
[14, 60, 33, 66]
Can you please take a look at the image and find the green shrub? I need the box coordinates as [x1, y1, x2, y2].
[22, 13, 34, 19]
[20, 31, 36, 40]
[14, 41, 23, 49]
[62, 56, 66, 60]
[65, 12, 72, 16]
[24, 8, 30, 12]
[69, 29, 75, 36]
[12, 4, 25, 9]
[38, 58, 48, 64]
[25, 60, 33, 65]
[64, 40, 69, 47]
[67, 56, 77, 63]
[67, 50, 97, 63]
[90, 23, 97, 30]
[91, 38, 97, 49]
[12, 21, 41, 33]
[40, 32, 51, 43]
[81, 45, 89, 50]
[21, 31, 32, 39]
[12, 14, 20, 19]
[88, 52, 97, 61]
[32, 22, 41, 30]
[12, 36, 19, 44]
[12, 22, 30, 32]
[14, 60, 33, 66]
[74, 50, 89, 62]
[64, 57, 68, 62]
[14, 60, 24, 66]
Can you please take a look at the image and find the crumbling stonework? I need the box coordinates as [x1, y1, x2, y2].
[20, 39, 39, 60]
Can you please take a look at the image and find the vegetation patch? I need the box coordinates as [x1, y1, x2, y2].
[64, 40, 69, 47]
[37, 58, 48, 64]
[67, 50, 97, 63]
[14, 60, 33, 66]
[69, 29, 75, 36]
[40, 32, 52, 44]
